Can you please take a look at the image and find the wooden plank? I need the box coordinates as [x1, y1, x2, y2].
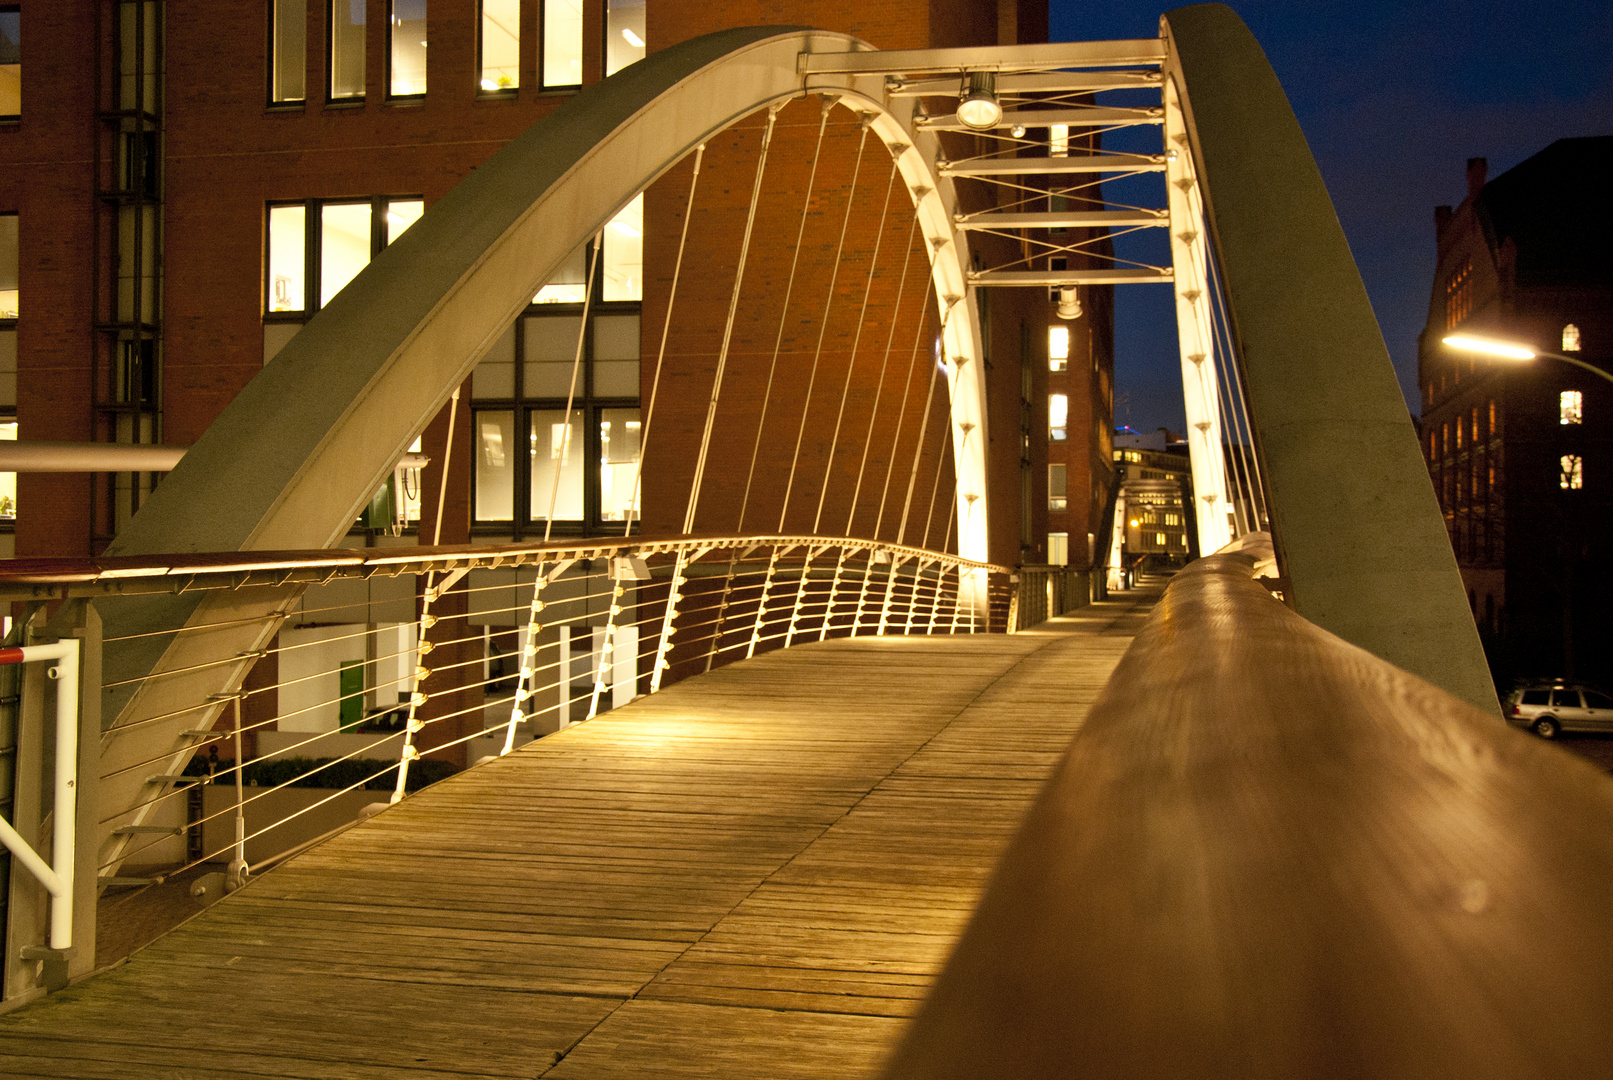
[0, 592, 1148, 1077]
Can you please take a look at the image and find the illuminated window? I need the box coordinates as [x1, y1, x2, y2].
[542, 0, 582, 88]
[475, 410, 516, 520]
[1561, 390, 1583, 425]
[0, 212, 15, 319]
[329, 0, 366, 100]
[266, 196, 423, 316]
[606, 0, 646, 76]
[1049, 123, 1068, 157]
[270, 0, 306, 103]
[1048, 325, 1069, 372]
[0, 418, 13, 519]
[1563, 323, 1581, 352]
[1047, 532, 1068, 566]
[479, 0, 520, 92]
[602, 195, 642, 302]
[1156, 532, 1167, 546]
[1048, 463, 1067, 511]
[1561, 454, 1583, 490]
[529, 408, 585, 520]
[388, 0, 427, 97]
[1444, 261, 1471, 330]
[0, 8, 18, 120]
[1049, 393, 1067, 442]
[599, 408, 641, 521]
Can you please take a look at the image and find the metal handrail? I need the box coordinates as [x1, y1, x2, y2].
[0, 531, 1007, 601]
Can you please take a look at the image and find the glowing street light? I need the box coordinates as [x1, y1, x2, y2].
[1442, 333, 1613, 387]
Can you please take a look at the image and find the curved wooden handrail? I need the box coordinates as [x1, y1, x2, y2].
[882, 547, 1613, 1077]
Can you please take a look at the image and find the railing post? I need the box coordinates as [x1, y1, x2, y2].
[703, 549, 741, 672]
[227, 695, 248, 891]
[649, 550, 688, 695]
[819, 546, 849, 642]
[876, 554, 901, 636]
[588, 562, 627, 720]
[748, 546, 782, 659]
[499, 564, 545, 753]
[785, 546, 818, 647]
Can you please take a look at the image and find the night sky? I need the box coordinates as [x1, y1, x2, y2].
[1048, 1, 1613, 435]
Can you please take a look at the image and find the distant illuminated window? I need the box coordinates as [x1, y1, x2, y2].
[0, 418, 14, 519]
[602, 194, 642, 302]
[479, 0, 519, 92]
[1049, 393, 1067, 442]
[1048, 463, 1067, 511]
[329, 0, 366, 101]
[1049, 123, 1068, 157]
[1047, 531, 1068, 565]
[1561, 390, 1583, 425]
[542, 0, 583, 88]
[1444, 261, 1471, 330]
[1156, 532, 1167, 546]
[388, 0, 427, 97]
[1563, 323, 1582, 352]
[0, 8, 17, 121]
[271, 0, 306, 103]
[1048, 325, 1069, 371]
[1561, 454, 1583, 490]
[0, 212, 16, 318]
[605, 0, 645, 76]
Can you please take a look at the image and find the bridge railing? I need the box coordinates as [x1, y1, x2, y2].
[0, 532, 1007, 1001]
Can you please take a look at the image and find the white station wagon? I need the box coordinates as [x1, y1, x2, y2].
[1506, 684, 1613, 739]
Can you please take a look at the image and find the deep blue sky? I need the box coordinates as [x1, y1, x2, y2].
[1049, 1, 1613, 435]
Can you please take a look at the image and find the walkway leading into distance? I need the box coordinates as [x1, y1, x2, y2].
[0, 586, 1160, 1080]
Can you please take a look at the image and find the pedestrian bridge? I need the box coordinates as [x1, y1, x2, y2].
[0, 591, 1152, 1078]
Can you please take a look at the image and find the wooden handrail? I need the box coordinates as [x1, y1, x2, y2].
[882, 547, 1613, 1077]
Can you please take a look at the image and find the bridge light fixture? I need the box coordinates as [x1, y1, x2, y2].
[1442, 334, 1535, 361]
[956, 72, 1002, 131]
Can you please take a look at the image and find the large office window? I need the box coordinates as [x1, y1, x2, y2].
[0, 8, 17, 120]
[1049, 393, 1068, 442]
[329, 0, 366, 101]
[542, 0, 583, 89]
[265, 196, 422, 317]
[388, 0, 426, 97]
[602, 194, 642, 302]
[270, 0, 306, 103]
[606, 0, 646, 76]
[474, 236, 643, 533]
[0, 213, 16, 318]
[479, 0, 519, 92]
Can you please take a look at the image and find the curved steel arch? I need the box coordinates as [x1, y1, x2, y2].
[1159, 3, 1495, 712]
[90, 27, 993, 876]
[109, 26, 988, 565]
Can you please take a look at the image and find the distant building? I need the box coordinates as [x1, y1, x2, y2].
[1108, 426, 1191, 580]
[1418, 137, 1613, 687]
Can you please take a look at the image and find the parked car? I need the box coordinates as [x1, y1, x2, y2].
[1505, 682, 1613, 739]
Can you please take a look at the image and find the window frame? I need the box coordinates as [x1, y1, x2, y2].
[267, 0, 308, 108]
[0, 6, 19, 123]
[470, 237, 643, 535]
[477, 0, 520, 97]
[385, 0, 427, 101]
[539, 0, 583, 92]
[327, 0, 367, 104]
[263, 195, 424, 320]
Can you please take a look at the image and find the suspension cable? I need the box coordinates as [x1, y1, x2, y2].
[874, 258, 936, 540]
[779, 111, 870, 533]
[623, 143, 705, 537]
[846, 199, 923, 537]
[543, 234, 603, 541]
[738, 97, 832, 532]
[897, 313, 947, 546]
[683, 106, 780, 534]
[814, 153, 901, 534]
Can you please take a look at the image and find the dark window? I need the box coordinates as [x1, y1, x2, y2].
[1520, 689, 1549, 706]
[1585, 692, 1613, 710]
[1550, 690, 1582, 708]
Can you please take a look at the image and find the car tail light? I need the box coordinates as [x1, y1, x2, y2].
[1512, 704, 1521, 716]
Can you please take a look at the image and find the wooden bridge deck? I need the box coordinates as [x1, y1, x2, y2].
[0, 590, 1155, 1079]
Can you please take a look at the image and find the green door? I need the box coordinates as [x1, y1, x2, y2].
[339, 660, 365, 729]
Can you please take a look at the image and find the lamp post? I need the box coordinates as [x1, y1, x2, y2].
[1442, 333, 1613, 387]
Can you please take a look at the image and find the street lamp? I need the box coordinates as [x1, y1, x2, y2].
[1442, 333, 1613, 387]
